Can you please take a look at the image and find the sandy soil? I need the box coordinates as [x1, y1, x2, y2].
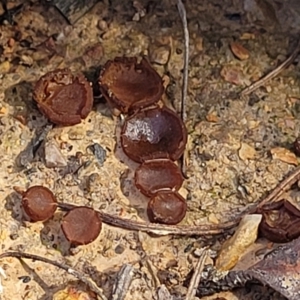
[0, 0, 300, 299]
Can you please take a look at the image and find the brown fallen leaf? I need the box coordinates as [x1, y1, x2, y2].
[197, 236, 300, 299]
[230, 42, 249, 60]
[270, 147, 298, 166]
[220, 66, 244, 85]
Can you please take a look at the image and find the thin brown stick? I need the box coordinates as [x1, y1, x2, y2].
[257, 165, 300, 208]
[176, 0, 190, 177]
[0, 252, 108, 300]
[57, 202, 237, 236]
[238, 166, 300, 217]
[57, 166, 300, 237]
[241, 39, 300, 96]
[176, 0, 189, 123]
[185, 248, 208, 300]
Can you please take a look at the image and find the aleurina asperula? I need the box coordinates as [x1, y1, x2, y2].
[99, 56, 164, 114]
[147, 191, 187, 225]
[121, 106, 187, 163]
[33, 68, 93, 126]
[16, 185, 58, 222]
[135, 159, 184, 197]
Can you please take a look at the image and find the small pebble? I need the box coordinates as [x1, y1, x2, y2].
[150, 46, 170, 65]
[68, 128, 85, 140]
[44, 140, 67, 168]
[115, 244, 125, 254]
[87, 143, 107, 165]
[98, 19, 108, 31]
[18, 276, 31, 283]
[0, 61, 10, 73]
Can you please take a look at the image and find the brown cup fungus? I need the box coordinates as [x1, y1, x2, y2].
[61, 207, 102, 245]
[121, 106, 187, 163]
[259, 200, 300, 243]
[33, 69, 93, 126]
[135, 159, 184, 197]
[21, 186, 57, 222]
[147, 191, 187, 225]
[99, 57, 164, 114]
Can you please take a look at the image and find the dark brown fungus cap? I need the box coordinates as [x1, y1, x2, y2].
[99, 57, 164, 114]
[61, 207, 102, 245]
[33, 69, 93, 126]
[147, 191, 187, 225]
[121, 106, 187, 163]
[135, 159, 184, 197]
[21, 186, 57, 222]
[259, 200, 300, 243]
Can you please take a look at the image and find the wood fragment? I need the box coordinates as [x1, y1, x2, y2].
[186, 248, 208, 300]
[46, 0, 99, 25]
[157, 284, 173, 300]
[0, 266, 6, 294]
[0, 252, 108, 300]
[241, 39, 300, 96]
[112, 264, 134, 300]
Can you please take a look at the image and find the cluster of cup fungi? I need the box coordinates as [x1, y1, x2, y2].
[99, 57, 188, 225]
[15, 56, 188, 246]
[14, 185, 101, 246]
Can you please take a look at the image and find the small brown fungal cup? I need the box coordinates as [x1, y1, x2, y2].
[21, 186, 57, 222]
[121, 106, 187, 163]
[147, 191, 187, 225]
[61, 207, 102, 246]
[258, 200, 300, 243]
[33, 68, 93, 126]
[134, 159, 184, 197]
[99, 57, 164, 114]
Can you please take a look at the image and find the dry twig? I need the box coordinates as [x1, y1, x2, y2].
[58, 202, 237, 236]
[257, 165, 300, 208]
[176, 0, 190, 177]
[56, 165, 300, 238]
[185, 248, 209, 300]
[176, 0, 189, 123]
[238, 165, 300, 217]
[241, 39, 300, 96]
[56, 166, 300, 237]
[0, 252, 108, 300]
